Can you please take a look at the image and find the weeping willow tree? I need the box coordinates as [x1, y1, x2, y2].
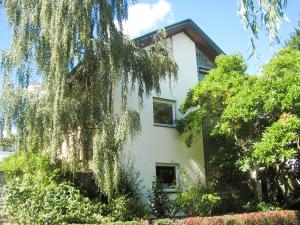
[238, 0, 289, 54]
[0, 0, 177, 199]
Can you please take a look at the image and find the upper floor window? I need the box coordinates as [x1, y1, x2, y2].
[196, 48, 214, 81]
[153, 98, 176, 127]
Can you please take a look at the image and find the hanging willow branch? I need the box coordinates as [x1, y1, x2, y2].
[0, 0, 177, 198]
[238, 0, 288, 56]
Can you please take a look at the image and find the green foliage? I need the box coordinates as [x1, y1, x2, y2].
[238, 0, 288, 54]
[218, 49, 300, 175]
[220, 49, 300, 136]
[0, 151, 56, 184]
[285, 19, 300, 50]
[148, 178, 172, 219]
[179, 49, 300, 206]
[153, 218, 173, 225]
[252, 114, 300, 165]
[177, 54, 250, 147]
[106, 195, 147, 221]
[69, 210, 300, 225]
[175, 184, 221, 216]
[0, 152, 148, 224]
[256, 202, 282, 212]
[92, 111, 141, 199]
[0, 0, 177, 199]
[1, 152, 107, 225]
[4, 179, 106, 225]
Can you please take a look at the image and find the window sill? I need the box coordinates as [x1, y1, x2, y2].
[154, 123, 176, 128]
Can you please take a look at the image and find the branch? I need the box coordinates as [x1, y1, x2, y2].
[238, 0, 289, 55]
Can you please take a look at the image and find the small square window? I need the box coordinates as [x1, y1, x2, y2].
[153, 98, 175, 127]
[156, 164, 178, 190]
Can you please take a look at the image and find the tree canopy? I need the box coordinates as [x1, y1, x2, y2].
[178, 48, 300, 205]
[0, 0, 177, 199]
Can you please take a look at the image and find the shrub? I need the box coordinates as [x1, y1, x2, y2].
[70, 210, 300, 225]
[0, 152, 110, 225]
[0, 151, 148, 224]
[62, 171, 104, 200]
[256, 201, 282, 212]
[148, 178, 173, 218]
[106, 195, 147, 221]
[0, 151, 54, 177]
[174, 210, 300, 225]
[3, 176, 108, 225]
[175, 183, 221, 216]
[154, 218, 173, 225]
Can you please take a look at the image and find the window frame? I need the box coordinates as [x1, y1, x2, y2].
[152, 97, 176, 128]
[155, 163, 179, 193]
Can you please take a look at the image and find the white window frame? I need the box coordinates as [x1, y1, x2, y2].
[153, 97, 176, 128]
[155, 163, 179, 193]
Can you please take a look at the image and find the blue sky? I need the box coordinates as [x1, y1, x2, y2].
[0, 0, 299, 74]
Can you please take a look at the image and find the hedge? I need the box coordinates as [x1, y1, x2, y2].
[71, 210, 300, 225]
[174, 210, 300, 225]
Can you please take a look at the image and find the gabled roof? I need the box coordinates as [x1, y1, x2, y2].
[134, 19, 224, 61]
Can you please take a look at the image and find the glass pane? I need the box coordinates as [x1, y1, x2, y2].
[153, 100, 174, 125]
[156, 166, 176, 189]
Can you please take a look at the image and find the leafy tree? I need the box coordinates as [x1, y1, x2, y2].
[218, 49, 300, 204]
[177, 54, 252, 146]
[0, 0, 177, 199]
[179, 49, 300, 205]
[177, 53, 258, 203]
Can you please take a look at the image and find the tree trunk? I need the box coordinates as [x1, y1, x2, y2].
[249, 167, 263, 202]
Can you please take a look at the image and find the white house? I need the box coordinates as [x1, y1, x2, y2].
[57, 19, 223, 200]
[122, 19, 224, 200]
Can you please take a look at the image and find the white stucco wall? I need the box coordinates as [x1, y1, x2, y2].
[122, 32, 206, 200]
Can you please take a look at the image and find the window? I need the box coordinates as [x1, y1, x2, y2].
[198, 67, 209, 81]
[156, 164, 178, 190]
[153, 98, 176, 127]
[196, 48, 214, 81]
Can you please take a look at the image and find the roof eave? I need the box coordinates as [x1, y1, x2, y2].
[134, 19, 225, 61]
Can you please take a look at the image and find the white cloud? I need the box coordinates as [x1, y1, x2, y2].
[122, 0, 174, 38]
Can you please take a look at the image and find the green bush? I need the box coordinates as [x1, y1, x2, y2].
[256, 201, 282, 212]
[0, 151, 54, 177]
[154, 218, 173, 225]
[0, 151, 148, 224]
[106, 195, 147, 221]
[176, 210, 300, 225]
[3, 174, 109, 225]
[69, 210, 300, 225]
[1, 152, 107, 224]
[148, 178, 173, 219]
[175, 184, 221, 216]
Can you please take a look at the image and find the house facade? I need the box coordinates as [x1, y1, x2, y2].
[57, 19, 223, 200]
[122, 19, 223, 200]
